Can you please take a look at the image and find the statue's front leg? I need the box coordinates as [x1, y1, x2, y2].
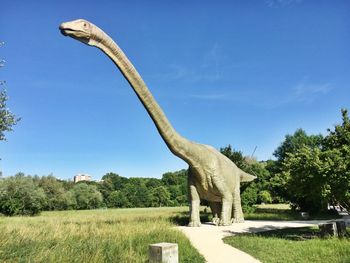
[188, 177, 201, 227]
[219, 195, 233, 226]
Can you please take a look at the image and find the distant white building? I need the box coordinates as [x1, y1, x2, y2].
[74, 173, 92, 183]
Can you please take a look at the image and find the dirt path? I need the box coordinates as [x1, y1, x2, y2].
[178, 220, 327, 263]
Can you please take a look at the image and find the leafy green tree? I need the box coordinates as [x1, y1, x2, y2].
[281, 147, 327, 212]
[0, 43, 20, 142]
[264, 160, 286, 203]
[99, 173, 128, 201]
[246, 162, 278, 204]
[161, 170, 188, 206]
[273, 129, 323, 163]
[167, 185, 182, 206]
[278, 109, 350, 212]
[145, 178, 162, 188]
[323, 109, 350, 149]
[258, 190, 272, 204]
[162, 170, 187, 186]
[321, 109, 350, 210]
[107, 190, 129, 208]
[0, 89, 20, 141]
[59, 190, 77, 210]
[38, 175, 76, 210]
[133, 179, 152, 207]
[70, 183, 103, 210]
[220, 145, 247, 170]
[271, 129, 323, 202]
[150, 186, 171, 207]
[59, 179, 75, 191]
[103, 173, 128, 190]
[0, 173, 46, 216]
[127, 178, 153, 207]
[118, 182, 139, 208]
[98, 170, 191, 208]
[240, 182, 258, 213]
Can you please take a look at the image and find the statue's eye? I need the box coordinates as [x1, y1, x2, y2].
[83, 23, 87, 27]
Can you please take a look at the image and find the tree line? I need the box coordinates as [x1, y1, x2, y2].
[0, 109, 349, 216]
[0, 170, 188, 216]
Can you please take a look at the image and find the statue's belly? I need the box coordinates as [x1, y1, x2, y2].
[195, 181, 222, 202]
[189, 165, 223, 202]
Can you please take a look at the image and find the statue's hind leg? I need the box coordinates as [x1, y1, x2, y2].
[210, 172, 233, 226]
[209, 202, 221, 225]
[232, 185, 244, 223]
[219, 195, 233, 226]
[188, 174, 201, 227]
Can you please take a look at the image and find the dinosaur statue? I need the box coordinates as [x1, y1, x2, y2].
[59, 19, 256, 226]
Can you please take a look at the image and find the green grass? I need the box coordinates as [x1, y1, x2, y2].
[244, 204, 341, 221]
[0, 204, 344, 262]
[224, 226, 350, 263]
[245, 203, 302, 221]
[0, 207, 205, 263]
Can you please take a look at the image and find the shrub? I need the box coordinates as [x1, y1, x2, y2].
[71, 183, 104, 210]
[107, 190, 129, 208]
[258, 190, 273, 204]
[241, 183, 258, 213]
[0, 174, 46, 216]
[39, 175, 76, 210]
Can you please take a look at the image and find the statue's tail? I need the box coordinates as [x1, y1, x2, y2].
[240, 170, 256, 182]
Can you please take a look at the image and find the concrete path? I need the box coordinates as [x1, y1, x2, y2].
[178, 220, 328, 263]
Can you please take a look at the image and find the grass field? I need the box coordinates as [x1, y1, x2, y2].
[227, 204, 350, 262]
[245, 203, 341, 221]
[0, 204, 345, 262]
[0, 207, 205, 263]
[224, 226, 350, 263]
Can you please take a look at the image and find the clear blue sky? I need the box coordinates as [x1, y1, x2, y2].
[1, 0, 349, 180]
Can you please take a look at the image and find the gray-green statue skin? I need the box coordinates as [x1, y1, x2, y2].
[59, 19, 256, 226]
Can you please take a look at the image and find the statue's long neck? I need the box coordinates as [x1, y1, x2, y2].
[91, 30, 193, 164]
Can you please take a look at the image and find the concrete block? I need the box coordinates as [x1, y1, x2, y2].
[319, 222, 338, 238]
[335, 220, 347, 237]
[149, 243, 178, 263]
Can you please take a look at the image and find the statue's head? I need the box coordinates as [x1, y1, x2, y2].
[59, 19, 94, 45]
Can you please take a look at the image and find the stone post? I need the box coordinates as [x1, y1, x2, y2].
[149, 243, 179, 263]
[335, 221, 347, 237]
[319, 222, 338, 238]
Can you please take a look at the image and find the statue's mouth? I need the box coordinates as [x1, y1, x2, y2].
[59, 24, 72, 36]
[59, 28, 71, 36]
[59, 24, 81, 36]
[59, 26, 90, 45]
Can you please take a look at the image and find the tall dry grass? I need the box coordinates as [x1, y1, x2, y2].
[0, 207, 204, 263]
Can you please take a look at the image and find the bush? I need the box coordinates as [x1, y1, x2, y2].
[39, 175, 76, 210]
[241, 183, 258, 213]
[258, 190, 273, 204]
[71, 183, 104, 210]
[0, 174, 46, 216]
[107, 190, 129, 208]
